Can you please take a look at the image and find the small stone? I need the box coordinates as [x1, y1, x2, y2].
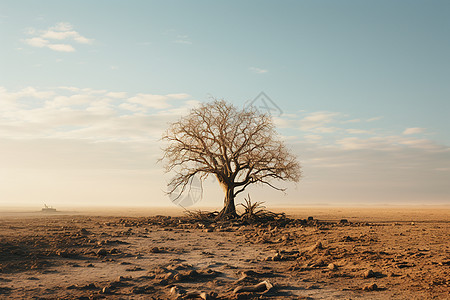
[309, 241, 323, 251]
[327, 263, 336, 270]
[339, 219, 348, 224]
[363, 269, 374, 278]
[272, 252, 282, 261]
[101, 286, 111, 294]
[307, 216, 314, 221]
[169, 285, 185, 296]
[150, 247, 160, 253]
[203, 228, 213, 232]
[97, 248, 108, 256]
[159, 279, 168, 286]
[410, 222, 415, 225]
[363, 283, 378, 291]
[173, 273, 184, 281]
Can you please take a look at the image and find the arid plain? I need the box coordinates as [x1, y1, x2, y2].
[0, 206, 449, 299]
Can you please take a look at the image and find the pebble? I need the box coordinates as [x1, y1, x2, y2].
[309, 241, 323, 251]
[150, 247, 161, 253]
[363, 269, 374, 278]
[96, 248, 107, 256]
[363, 283, 378, 291]
[327, 263, 336, 270]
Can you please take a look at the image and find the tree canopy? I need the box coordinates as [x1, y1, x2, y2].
[161, 100, 301, 218]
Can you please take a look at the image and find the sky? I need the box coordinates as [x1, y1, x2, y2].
[0, 0, 449, 208]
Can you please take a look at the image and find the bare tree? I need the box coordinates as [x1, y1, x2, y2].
[161, 100, 301, 218]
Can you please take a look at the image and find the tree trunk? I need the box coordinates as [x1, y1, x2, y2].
[217, 183, 237, 219]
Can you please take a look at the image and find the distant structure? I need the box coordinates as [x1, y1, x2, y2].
[42, 204, 56, 212]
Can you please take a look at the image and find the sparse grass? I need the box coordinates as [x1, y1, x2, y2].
[238, 194, 287, 223]
[238, 194, 267, 221]
[182, 195, 287, 225]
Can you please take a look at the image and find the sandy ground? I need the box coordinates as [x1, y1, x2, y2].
[0, 207, 449, 299]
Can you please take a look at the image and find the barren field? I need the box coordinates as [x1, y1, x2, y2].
[0, 207, 449, 299]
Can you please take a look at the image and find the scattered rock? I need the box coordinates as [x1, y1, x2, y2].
[309, 241, 323, 252]
[363, 269, 374, 278]
[362, 283, 378, 291]
[272, 252, 282, 261]
[438, 260, 450, 266]
[126, 266, 144, 272]
[233, 280, 273, 294]
[169, 285, 186, 297]
[341, 236, 355, 242]
[96, 248, 108, 256]
[339, 219, 348, 224]
[150, 247, 161, 253]
[132, 285, 155, 294]
[327, 263, 337, 270]
[79, 283, 97, 290]
[307, 284, 320, 290]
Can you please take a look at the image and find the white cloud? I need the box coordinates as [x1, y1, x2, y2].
[173, 35, 192, 44]
[128, 94, 171, 109]
[304, 134, 323, 140]
[0, 86, 197, 142]
[336, 137, 397, 151]
[346, 129, 372, 134]
[0, 86, 449, 206]
[58, 86, 81, 92]
[299, 111, 340, 131]
[367, 116, 383, 122]
[249, 67, 268, 74]
[166, 93, 190, 99]
[25, 37, 48, 48]
[398, 138, 439, 150]
[403, 127, 426, 135]
[342, 118, 361, 123]
[47, 44, 75, 52]
[107, 92, 127, 99]
[119, 103, 144, 113]
[23, 22, 93, 52]
[52, 22, 73, 32]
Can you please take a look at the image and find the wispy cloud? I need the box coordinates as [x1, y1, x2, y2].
[23, 22, 93, 52]
[0, 86, 197, 142]
[128, 94, 175, 110]
[403, 127, 426, 135]
[249, 67, 268, 74]
[271, 109, 448, 155]
[173, 35, 192, 44]
[367, 116, 383, 122]
[0, 86, 448, 206]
